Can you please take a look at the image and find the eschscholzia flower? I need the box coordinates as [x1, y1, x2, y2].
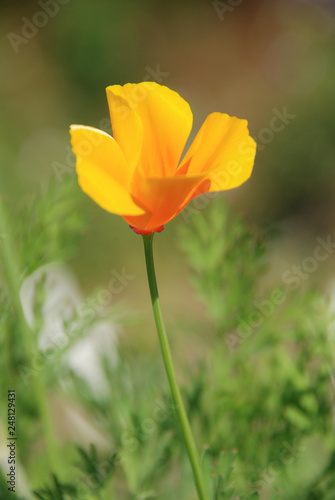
[70, 82, 256, 235]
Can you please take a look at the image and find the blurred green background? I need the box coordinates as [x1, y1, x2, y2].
[1, 0, 335, 302]
[1, 1, 335, 498]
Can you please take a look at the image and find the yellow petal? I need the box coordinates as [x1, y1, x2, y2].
[70, 125, 145, 216]
[179, 113, 256, 192]
[106, 83, 193, 177]
[124, 171, 206, 231]
[105, 90, 143, 175]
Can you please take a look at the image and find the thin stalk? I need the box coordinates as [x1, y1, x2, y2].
[142, 233, 208, 500]
[0, 196, 59, 472]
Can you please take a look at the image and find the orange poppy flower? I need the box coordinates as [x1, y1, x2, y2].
[70, 83, 256, 234]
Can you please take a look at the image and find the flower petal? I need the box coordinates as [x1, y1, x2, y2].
[70, 125, 145, 216]
[123, 171, 207, 231]
[105, 90, 143, 175]
[179, 113, 256, 192]
[106, 83, 193, 177]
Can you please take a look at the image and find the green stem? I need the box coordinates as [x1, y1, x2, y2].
[0, 196, 59, 472]
[142, 233, 208, 500]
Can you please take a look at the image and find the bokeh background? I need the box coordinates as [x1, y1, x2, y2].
[1, 0, 335, 317]
[1, 1, 335, 495]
